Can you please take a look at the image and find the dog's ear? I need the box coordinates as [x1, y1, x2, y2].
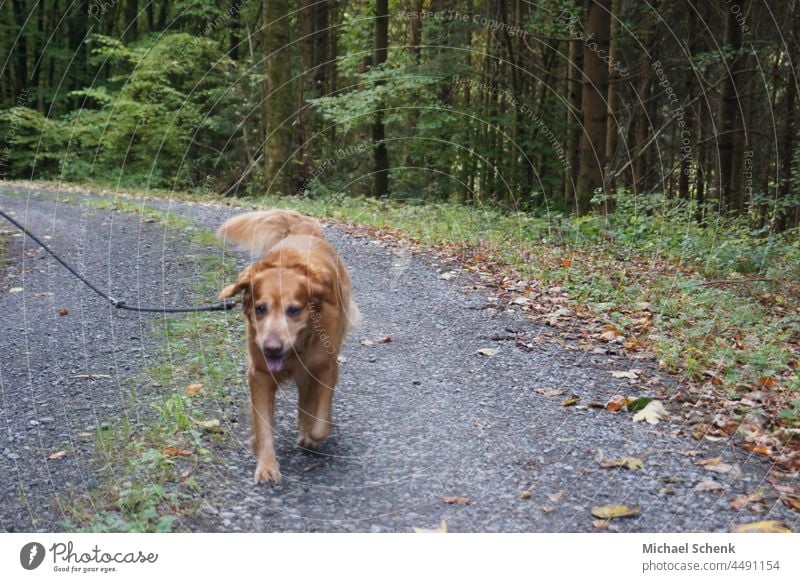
[219, 264, 254, 300]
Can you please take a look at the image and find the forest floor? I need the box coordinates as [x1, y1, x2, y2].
[0, 182, 798, 532]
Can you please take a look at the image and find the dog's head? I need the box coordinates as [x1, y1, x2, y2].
[219, 257, 335, 373]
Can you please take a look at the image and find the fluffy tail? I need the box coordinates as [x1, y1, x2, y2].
[216, 209, 323, 258]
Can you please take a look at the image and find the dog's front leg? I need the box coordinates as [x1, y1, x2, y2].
[248, 367, 281, 484]
[296, 362, 337, 450]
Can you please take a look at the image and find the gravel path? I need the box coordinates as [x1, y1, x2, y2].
[1, 185, 797, 532]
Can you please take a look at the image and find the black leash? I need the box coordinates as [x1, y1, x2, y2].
[0, 208, 237, 313]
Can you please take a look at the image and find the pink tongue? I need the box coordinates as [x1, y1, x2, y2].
[267, 356, 286, 373]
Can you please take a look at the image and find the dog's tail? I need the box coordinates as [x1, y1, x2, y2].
[216, 209, 323, 258]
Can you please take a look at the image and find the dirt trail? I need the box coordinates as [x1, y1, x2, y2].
[1, 186, 796, 532]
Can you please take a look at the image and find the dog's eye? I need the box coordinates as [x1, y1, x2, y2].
[255, 304, 267, 315]
[286, 305, 301, 317]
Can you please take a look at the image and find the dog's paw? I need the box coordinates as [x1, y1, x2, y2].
[296, 433, 324, 451]
[253, 459, 281, 484]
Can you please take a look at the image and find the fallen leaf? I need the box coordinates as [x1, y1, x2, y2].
[626, 397, 652, 412]
[185, 383, 203, 395]
[361, 336, 393, 346]
[632, 400, 668, 424]
[47, 451, 67, 460]
[163, 447, 193, 457]
[730, 490, 764, 511]
[413, 521, 448, 533]
[600, 457, 644, 471]
[694, 457, 721, 466]
[442, 496, 470, 505]
[195, 418, 223, 433]
[541, 505, 555, 514]
[606, 395, 628, 412]
[475, 347, 499, 356]
[592, 519, 609, 529]
[694, 480, 725, 493]
[560, 258, 572, 268]
[8, 287, 23, 293]
[520, 490, 532, 499]
[759, 376, 779, 389]
[781, 494, 800, 512]
[534, 388, 564, 397]
[732, 520, 792, 533]
[591, 504, 640, 519]
[439, 271, 457, 280]
[611, 369, 642, 380]
[561, 395, 581, 406]
[548, 490, 566, 502]
[58, 308, 69, 316]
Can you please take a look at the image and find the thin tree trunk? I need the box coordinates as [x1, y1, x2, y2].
[718, 0, 745, 213]
[371, 0, 389, 198]
[604, 0, 622, 203]
[576, 0, 611, 214]
[262, 0, 295, 195]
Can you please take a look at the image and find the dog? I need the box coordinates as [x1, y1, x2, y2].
[217, 209, 359, 484]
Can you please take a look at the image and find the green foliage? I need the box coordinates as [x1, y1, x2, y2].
[1, 32, 256, 190]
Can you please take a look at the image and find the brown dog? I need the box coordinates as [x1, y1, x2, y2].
[217, 210, 359, 484]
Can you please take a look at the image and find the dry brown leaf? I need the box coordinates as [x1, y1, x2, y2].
[781, 494, 800, 512]
[163, 447, 193, 457]
[185, 383, 203, 395]
[732, 520, 792, 533]
[548, 490, 566, 502]
[591, 504, 640, 519]
[759, 376, 779, 389]
[58, 308, 69, 317]
[413, 521, 448, 533]
[520, 490, 532, 499]
[592, 519, 609, 529]
[605, 395, 628, 412]
[47, 451, 67, 460]
[694, 457, 721, 466]
[541, 505, 555, 514]
[475, 347, 499, 356]
[600, 457, 644, 471]
[442, 496, 470, 505]
[560, 258, 572, 268]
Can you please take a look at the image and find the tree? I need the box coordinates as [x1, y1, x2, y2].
[371, 0, 389, 198]
[576, 0, 611, 213]
[262, 0, 295, 195]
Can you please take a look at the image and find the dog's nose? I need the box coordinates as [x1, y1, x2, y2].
[262, 339, 284, 356]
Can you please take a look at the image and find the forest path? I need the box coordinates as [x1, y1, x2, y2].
[0, 185, 796, 532]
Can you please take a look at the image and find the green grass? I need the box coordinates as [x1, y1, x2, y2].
[56, 197, 242, 532]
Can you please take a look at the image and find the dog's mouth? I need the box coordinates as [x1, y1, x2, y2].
[264, 354, 287, 373]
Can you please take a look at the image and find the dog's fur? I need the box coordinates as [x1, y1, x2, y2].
[217, 209, 359, 484]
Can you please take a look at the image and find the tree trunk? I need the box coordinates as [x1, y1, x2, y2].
[777, 0, 799, 231]
[604, 0, 622, 201]
[11, 0, 29, 98]
[262, 0, 295, 195]
[125, 0, 138, 40]
[718, 0, 745, 214]
[679, 1, 698, 200]
[371, 0, 389, 198]
[576, 0, 611, 214]
[564, 13, 583, 209]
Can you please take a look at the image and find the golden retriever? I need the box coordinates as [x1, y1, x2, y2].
[217, 210, 359, 484]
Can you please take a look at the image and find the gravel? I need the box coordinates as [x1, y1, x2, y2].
[1, 185, 798, 533]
